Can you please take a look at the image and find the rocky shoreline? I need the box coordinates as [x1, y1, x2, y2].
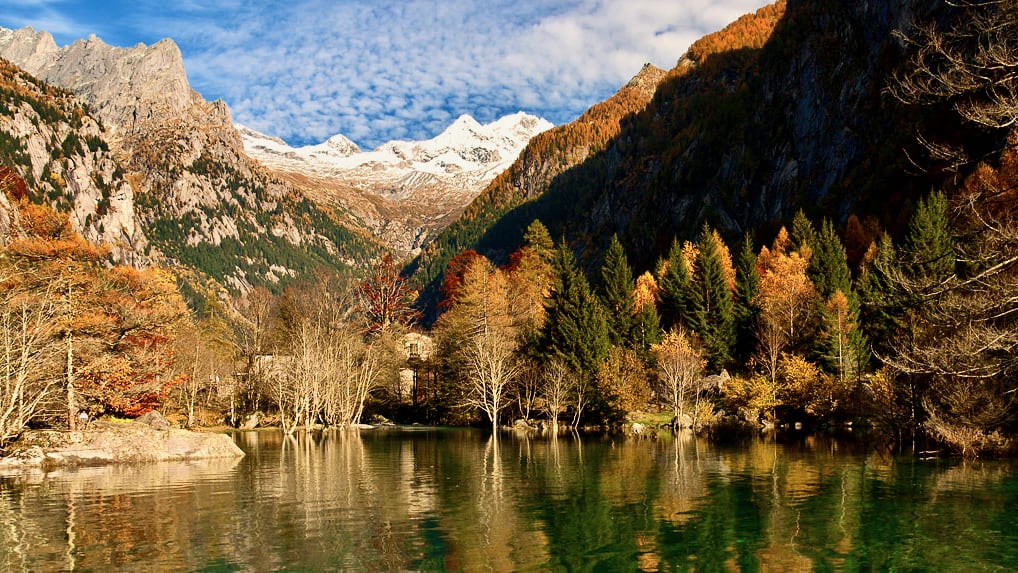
[0, 414, 244, 470]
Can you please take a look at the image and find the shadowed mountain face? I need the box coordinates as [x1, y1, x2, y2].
[411, 0, 950, 311]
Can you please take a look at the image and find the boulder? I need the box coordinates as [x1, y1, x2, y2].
[240, 412, 260, 430]
[0, 421, 243, 469]
[136, 410, 171, 430]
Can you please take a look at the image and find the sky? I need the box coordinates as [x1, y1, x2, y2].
[5, 0, 769, 149]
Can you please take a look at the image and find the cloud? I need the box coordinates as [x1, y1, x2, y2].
[6, 0, 772, 148]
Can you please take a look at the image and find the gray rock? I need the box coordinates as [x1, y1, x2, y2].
[0, 421, 243, 469]
[240, 412, 260, 430]
[136, 410, 171, 430]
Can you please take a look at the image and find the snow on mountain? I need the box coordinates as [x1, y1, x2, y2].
[239, 112, 553, 254]
[239, 112, 553, 199]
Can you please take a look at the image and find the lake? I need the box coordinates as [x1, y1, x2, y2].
[2, 428, 1017, 572]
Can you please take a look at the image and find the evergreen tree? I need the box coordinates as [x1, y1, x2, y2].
[542, 239, 610, 412]
[810, 219, 853, 300]
[689, 226, 736, 370]
[733, 232, 760, 364]
[523, 219, 554, 263]
[857, 235, 904, 359]
[904, 191, 954, 284]
[790, 209, 817, 255]
[598, 234, 636, 347]
[633, 301, 662, 359]
[658, 238, 693, 331]
[811, 219, 867, 377]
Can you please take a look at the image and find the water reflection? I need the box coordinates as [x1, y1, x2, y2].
[1, 430, 1018, 571]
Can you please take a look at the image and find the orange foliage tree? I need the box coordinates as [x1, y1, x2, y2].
[3, 189, 187, 423]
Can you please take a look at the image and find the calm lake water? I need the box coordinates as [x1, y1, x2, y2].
[2, 428, 1018, 572]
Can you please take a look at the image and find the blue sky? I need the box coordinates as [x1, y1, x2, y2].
[5, 0, 769, 148]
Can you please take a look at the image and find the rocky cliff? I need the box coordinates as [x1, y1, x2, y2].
[0, 26, 379, 291]
[0, 59, 147, 263]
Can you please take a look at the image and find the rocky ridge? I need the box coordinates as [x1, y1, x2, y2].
[0, 59, 147, 263]
[0, 26, 378, 291]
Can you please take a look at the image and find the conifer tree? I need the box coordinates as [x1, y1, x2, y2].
[790, 209, 817, 255]
[689, 226, 736, 370]
[810, 219, 853, 300]
[599, 234, 636, 347]
[633, 302, 663, 358]
[542, 238, 610, 422]
[523, 219, 554, 263]
[904, 191, 954, 284]
[857, 235, 903, 358]
[811, 219, 867, 377]
[733, 232, 760, 364]
[658, 238, 693, 331]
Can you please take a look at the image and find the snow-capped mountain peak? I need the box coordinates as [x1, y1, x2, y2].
[239, 112, 553, 254]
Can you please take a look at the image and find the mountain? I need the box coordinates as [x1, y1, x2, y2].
[0, 58, 146, 263]
[412, 0, 944, 303]
[239, 112, 552, 254]
[0, 26, 381, 293]
[410, 62, 669, 305]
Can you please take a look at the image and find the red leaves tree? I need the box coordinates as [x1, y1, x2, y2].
[357, 254, 420, 335]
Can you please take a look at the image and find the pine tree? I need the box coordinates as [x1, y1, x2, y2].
[905, 191, 954, 284]
[658, 238, 693, 331]
[857, 235, 904, 359]
[543, 238, 610, 386]
[810, 219, 867, 377]
[689, 226, 736, 370]
[524, 219, 554, 263]
[790, 209, 817, 255]
[733, 232, 760, 364]
[599, 234, 636, 347]
[633, 302, 662, 359]
[810, 219, 853, 300]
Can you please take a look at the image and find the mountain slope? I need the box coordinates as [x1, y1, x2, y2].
[409, 62, 669, 306]
[0, 27, 382, 292]
[240, 112, 552, 254]
[0, 58, 146, 263]
[414, 0, 942, 294]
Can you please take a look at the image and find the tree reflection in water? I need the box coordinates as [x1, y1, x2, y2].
[1, 430, 1018, 571]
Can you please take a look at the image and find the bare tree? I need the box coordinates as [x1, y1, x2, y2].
[540, 357, 575, 434]
[889, 0, 1018, 169]
[0, 288, 60, 445]
[652, 329, 707, 428]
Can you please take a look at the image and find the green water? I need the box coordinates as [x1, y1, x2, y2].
[1, 429, 1017, 572]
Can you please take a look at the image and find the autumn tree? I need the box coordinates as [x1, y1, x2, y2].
[358, 253, 419, 335]
[437, 256, 521, 432]
[652, 329, 707, 428]
[755, 228, 816, 385]
[0, 281, 60, 445]
[595, 346, 651, 422]
[632, 273, 663, 358]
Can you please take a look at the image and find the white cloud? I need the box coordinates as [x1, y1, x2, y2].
[7, 0, 774, 148]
